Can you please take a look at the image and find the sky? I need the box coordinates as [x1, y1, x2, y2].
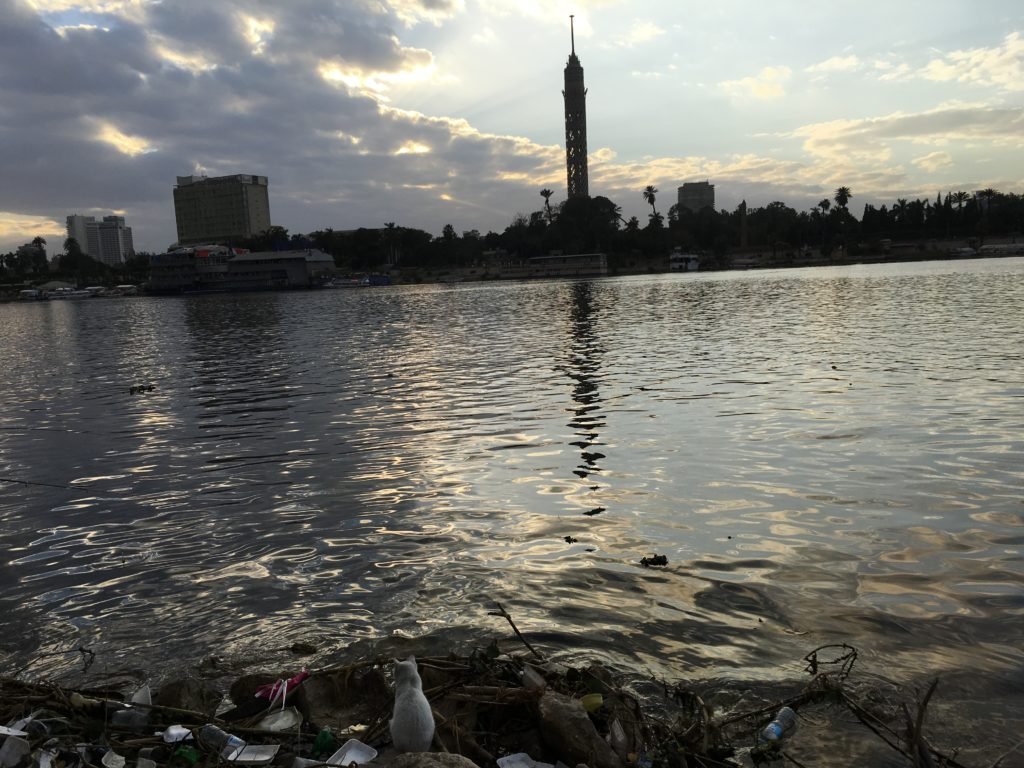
[1, 0, 1022, 255]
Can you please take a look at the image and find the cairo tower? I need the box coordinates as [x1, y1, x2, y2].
[562, 15, 589, 199]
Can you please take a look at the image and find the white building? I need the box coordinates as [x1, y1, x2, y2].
[66, 213, 134, 265]
[66, 214, 95, 254]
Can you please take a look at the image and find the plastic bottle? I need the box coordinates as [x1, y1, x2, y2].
[757, 706, 797, 746]
[196, 724, 246, 758]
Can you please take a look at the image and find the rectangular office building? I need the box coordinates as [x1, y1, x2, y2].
[173, 174, 271, 246]
[677, 181, 715, 212]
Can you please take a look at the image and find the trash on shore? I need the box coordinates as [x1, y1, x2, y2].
[0, 614, 1008, 768]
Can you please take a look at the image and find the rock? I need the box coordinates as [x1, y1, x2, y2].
[152, 679, 220, 717]
[538, 691, 622, 768]
[302, 667, 391, 727]
[390, 754, 481, 768]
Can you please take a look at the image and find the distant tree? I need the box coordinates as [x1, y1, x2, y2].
[442, 223, 456, 241]
[977, 188, 998, 244]
[818, 199, 831, 216]
[952, 190, 969, 211]
[643, 185, 659, 218]
[540, 189, 554, 223]
[833, 187, 852, 252]
[834, 186, 852, 211]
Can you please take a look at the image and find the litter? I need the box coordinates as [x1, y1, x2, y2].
[326, 739, 376, 766]
[255, 707, 302, 732]
[226, 744, 280, 765]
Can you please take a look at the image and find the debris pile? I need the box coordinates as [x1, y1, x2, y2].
[0, 626, 1015, 768]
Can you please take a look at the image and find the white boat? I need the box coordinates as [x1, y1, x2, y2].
[669, 248, 700, 271]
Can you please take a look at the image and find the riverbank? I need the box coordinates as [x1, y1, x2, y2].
[3, 630, 1010, 768]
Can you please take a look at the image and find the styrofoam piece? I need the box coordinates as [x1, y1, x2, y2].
[496, 754, 553, 768]
[326, 739, 377, 766]
[256, 707, 301, 732]
[0, 727, 28, 738]
[227, 744, 280, 765]
[101, 750, 126, 768]
[160, 725, 191, 743]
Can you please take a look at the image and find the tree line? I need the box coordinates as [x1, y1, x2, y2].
[0, 236, 151, 284]
[293, 186, 1021, 273]
[4, 186, 1021, 284]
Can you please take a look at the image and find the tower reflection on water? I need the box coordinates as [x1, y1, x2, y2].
[563, 282, 607, 515]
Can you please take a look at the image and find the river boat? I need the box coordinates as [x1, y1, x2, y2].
[669, 248, 701, 271]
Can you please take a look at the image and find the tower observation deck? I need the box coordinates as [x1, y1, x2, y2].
[562, 15, 589, 199]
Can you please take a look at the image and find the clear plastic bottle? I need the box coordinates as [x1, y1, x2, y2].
[196, 725, 246, 758]
[757, 706, 797, 746]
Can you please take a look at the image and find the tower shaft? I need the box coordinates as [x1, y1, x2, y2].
[563, 17, 589, 199]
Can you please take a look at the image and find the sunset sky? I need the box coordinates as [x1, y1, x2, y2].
[1, 0, 1022, 254]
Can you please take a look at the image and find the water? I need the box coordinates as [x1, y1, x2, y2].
[1, 261, 1022, 707]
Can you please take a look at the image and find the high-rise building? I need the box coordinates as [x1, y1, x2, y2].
[173, 174, 271, 246]
[562, 16, 589, 199]
[65, 213, 134, 265]
[66, 214, 95, 254]
[677, 181, 715, 212]
[95, 216, 134, 266]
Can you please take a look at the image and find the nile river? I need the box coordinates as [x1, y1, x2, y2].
[1, 259, 1022, 749]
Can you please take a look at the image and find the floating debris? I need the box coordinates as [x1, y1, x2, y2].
[639, 555, 668, 568]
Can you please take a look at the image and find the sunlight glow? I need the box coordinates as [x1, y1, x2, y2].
[319, 48, 434, 99]
[91, 119, 155, 156]
[240, 14, 275, 55]
[395, 141, 431, 155]
[154, 44, 217, 73]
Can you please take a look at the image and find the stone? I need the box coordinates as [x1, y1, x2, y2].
[538, 691, 622, 768]
[152, 679, 220, 717]
[389, 753, 481, 768]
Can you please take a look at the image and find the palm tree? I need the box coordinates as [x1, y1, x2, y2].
[540, 189, 554, 224]
[643, 185, 659, 217]
[978, 188, 998, 245]
[894, 198, 908, 225]
[833, 187, 852, 253]
[951, 190, 969, 211]
[818, 199, 831, 216]
[834, 186, 852, 211]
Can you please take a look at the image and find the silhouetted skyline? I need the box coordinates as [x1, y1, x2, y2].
[0, 1, 1021, 254]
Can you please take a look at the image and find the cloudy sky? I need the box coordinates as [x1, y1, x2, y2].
[1, 0, 1022, 254]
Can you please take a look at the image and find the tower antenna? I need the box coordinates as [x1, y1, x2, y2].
[570, 14, 575, 56]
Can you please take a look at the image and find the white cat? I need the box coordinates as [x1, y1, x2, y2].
[389, 656, 434, 753]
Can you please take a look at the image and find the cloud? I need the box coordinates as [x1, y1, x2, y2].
[720, 66, 791, 100]
[806, 54, 860, 74]
[0, 212, 65, 252]
[386, 0, 464, 26]
[920, 32, 1024, 91]
[912, 151, 953, 173]
[90, 118, 157, 156]
[873, 60, 913, 82]
[611, 20, 665, 48]
[0, 1, 1021, 254]
[792, 103, 1024, 164]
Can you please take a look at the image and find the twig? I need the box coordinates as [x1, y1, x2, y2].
[781, 751, 810, 768]
[990, 736, 1024, 768]
[487, 603, 544, 660]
